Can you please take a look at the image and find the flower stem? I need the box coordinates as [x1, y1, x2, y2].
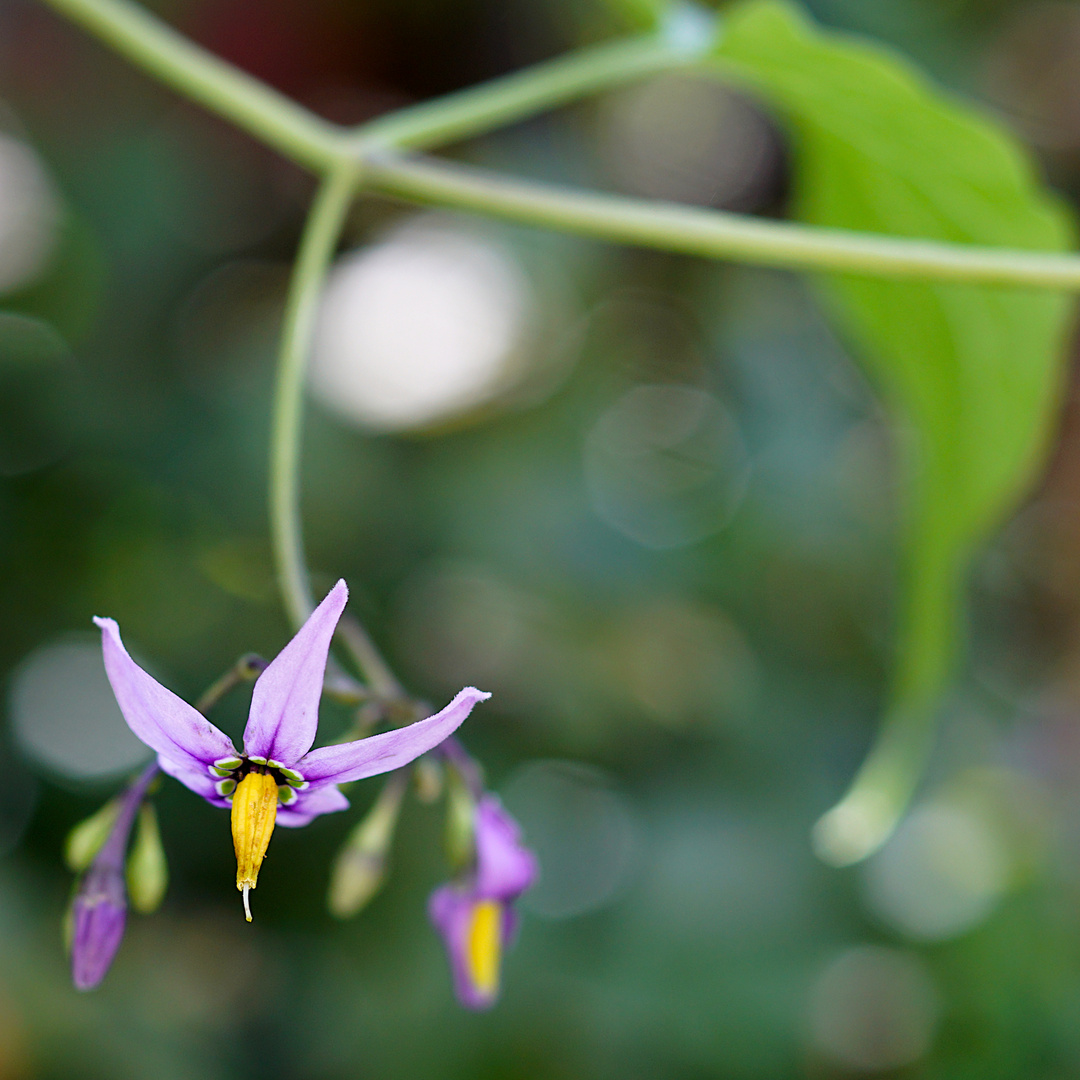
[32, 0, 1080, 292]
[337, 615, 405, 701]
[269, 164, 360, 630]
[351, 30, 708, 152]
[194, 654, 267, 714]
[98, 761, 161, 865]
[35, 0, 344, 171]
[365, 153, 1080, 290]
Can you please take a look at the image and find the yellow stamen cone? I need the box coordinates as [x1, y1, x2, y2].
[465, 900, 502, 1000]
[231, 770, 279, 922]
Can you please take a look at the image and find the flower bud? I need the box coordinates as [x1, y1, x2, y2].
[126, 802, 168, 914]
[413, 757, 444, 804]
[67, 762, 159, 990]
[328, 774, 406, 918]
[64, 798, 121, 873]
[71, 860, 127, 991]
[444, 770, 476, 873]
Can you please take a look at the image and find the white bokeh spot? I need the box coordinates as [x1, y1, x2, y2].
[311, 219, 531, 431]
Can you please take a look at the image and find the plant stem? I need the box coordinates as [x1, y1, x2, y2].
[36, 0, 344, 171]
[365, 153, 1080, 290]
[194, 654, 267, 714]
[33, 0, 1080, 292]
[269, 164, 360, 629]
[351, 32, 705, 152]
[812, 554, 960, 866]
[337, 616, 405, 701]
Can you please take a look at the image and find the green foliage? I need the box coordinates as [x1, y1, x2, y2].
[713, 0, 1076, 862]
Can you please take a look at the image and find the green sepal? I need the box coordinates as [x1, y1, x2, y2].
[126, 802, 168, 914]
[65, 797, 121, 873]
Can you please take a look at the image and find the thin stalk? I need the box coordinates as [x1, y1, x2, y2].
[36, 0, 344, 172]
[365, 153, 1080, 290]
[337, 616, 405, 701]
[269, 164, 360, 629]
[31, 0, 1080, 292]
[812, 553, 961, 866]
[194, 654, 266, 714]
[352, 33, 704, 152]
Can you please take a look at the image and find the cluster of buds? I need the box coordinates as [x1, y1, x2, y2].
[327, 738, 538, 1009]
[66, 762, 165, 989]
[64, 580, 537, 1006]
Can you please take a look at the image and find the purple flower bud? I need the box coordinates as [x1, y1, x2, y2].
[71, 862, 127, 991]
[69, 762, 158, 991]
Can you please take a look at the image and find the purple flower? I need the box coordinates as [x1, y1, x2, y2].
[94, 580, 489, 918]
[71, 762, 158, 990]
[429, 794, 538, 1009]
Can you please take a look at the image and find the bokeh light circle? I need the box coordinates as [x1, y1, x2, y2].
[584, 384, 749, 549]
[0, 133, 60, 293]
[311, 219, 531, 431]
[808, 946, 940, 1071]
[862, 799, 1010, 940]
[502, 760, 639, 919]
[10, 638, 152, 780]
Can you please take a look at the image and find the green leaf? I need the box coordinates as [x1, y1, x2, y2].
[713, 0, 1075, 863]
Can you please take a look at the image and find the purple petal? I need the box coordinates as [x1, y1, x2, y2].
[276, 784, 351, 827]
[71, 863, 127, 991]
[428, 884, 501, 1011]
[157, 755, 230, 808]
[94, 617, 237, 772]
[242, 581, 348, 765]
[298, 687, 490, 787]
[474, 795, 538, 901]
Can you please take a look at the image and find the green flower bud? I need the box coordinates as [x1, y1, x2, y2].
[64, 798, 121, 873]
[413, 757, 444, 804]
[126, 802, 168, 914]
[445, 769, 477, 873]
[328, 775, 407, 919]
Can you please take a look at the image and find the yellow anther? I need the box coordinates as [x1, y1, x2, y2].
[231, 770, 279, 922]
[465, 899, 502, 999]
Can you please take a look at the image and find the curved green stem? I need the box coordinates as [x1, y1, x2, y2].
[32, 0, 1080, 293]
[36, 0, 345, 171]
[351, 30, 708, 152]
[812, 550, 960, 866]
[365, 153, 1080, 290]
[269, 164, 360, 629]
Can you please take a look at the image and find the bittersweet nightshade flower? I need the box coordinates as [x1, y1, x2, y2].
[94, 580, 489, 919]
[70, 761, 158, 990]
[429, 793, 538, 1009]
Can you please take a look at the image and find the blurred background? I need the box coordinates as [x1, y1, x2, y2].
[3, 0, 1080, 1076]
